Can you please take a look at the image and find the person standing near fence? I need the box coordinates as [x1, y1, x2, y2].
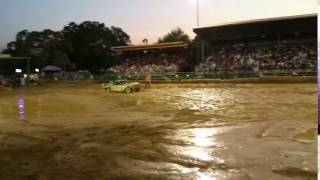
[145, 75, 152, 89]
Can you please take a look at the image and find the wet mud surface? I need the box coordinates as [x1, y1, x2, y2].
[0, 83, 317, 180]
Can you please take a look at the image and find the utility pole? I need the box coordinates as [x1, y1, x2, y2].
[196, 0, 205, 62]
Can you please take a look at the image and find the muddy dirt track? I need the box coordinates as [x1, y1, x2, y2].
[0, 83, 317, 180]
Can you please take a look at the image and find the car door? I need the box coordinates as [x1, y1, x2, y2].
[111, 82, 120, 92]
[111, 81, 126, 92]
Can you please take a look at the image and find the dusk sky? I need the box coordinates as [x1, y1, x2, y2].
[0, 0, 317, 50]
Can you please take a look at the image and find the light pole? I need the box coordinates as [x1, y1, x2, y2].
[196, 0, 204, 62]
[196, 0, 199, 26]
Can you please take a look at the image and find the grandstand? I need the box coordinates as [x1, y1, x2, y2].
[194, 14, 316, 43]
[103, 14, 317, 82]
[108, 41, 193, 74]
[193, 14, 317, 75]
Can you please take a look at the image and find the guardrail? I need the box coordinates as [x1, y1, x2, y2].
[99, 69, 317, 82]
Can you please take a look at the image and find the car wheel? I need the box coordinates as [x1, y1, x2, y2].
[125, 87, 132, 93]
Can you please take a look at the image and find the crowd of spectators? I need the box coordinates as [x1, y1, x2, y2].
[106, 42, 316, 74]
[106, 52, 192, 74]
[196, 42, 316, 72]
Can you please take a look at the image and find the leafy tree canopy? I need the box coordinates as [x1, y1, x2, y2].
[158, 28, 191, 43]
[4, 21, 131, 73]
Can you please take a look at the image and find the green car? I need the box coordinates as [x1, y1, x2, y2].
[102, 80, 141, 93]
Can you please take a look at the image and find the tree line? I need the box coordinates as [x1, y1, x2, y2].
[2, 21, 191, 73]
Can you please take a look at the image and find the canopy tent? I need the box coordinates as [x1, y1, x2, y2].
[42, 65, 62, 71]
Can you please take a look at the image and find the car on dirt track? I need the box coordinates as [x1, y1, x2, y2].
[102, 80, 140, 93]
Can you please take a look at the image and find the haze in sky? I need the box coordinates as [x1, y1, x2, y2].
[0, 0, 317, 50]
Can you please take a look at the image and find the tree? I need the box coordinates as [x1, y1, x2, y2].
[142, 39, 148, 45]
[62, 21, 131, 72]
[9, 30, 31, 56]
[3, 21, 131, 73]
[110, 26, 131, 46]
[158, 28, 191, 43]
[3, 29, 71, 69]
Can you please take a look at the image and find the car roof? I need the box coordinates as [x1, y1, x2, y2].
[113, 80, 128, 83]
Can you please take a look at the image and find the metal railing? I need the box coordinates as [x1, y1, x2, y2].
[98, 69, 317, 82]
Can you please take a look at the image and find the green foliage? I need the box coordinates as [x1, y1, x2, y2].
[4, 21, 131, 73]
[158, 28, 191, 43]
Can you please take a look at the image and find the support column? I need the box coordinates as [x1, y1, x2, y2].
[26, 58, 31, 85]
[201, 40, 205, 61]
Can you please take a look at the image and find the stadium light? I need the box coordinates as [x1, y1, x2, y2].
[189, 0, 200, 26]
[197, 0, 199, 26]
[15, 69, 22, 73]
[191, 0, 205, 62]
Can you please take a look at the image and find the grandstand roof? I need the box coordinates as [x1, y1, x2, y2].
[111, 41, 189, 53]
[0, 54, 30, 60]
[193, 13, 317, 42]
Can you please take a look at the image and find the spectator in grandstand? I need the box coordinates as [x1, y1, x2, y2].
[106, 52, 191, 74]
[195, 43, 316, 73]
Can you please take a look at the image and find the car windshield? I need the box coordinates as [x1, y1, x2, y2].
[114, 81, 126, 85]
